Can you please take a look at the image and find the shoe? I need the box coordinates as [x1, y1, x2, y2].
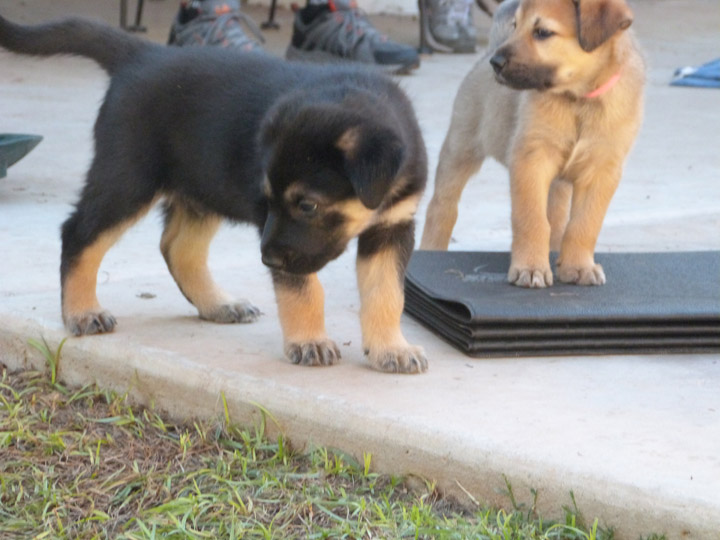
[168, 0, 264, 51]
[419, 0, 476, 53]
[286, 0, 420, 75]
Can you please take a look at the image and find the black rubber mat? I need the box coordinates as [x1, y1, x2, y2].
[404, 251, 720, 357]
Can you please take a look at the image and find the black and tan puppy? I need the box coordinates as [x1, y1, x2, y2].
[0, 14, 428, 373]
[421, 0, 644, 288]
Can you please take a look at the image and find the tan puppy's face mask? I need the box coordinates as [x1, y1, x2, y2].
[489, 0, 633, 93]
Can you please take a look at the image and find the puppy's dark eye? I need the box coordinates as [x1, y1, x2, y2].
[297, 199, 318, 215]
[533, 27, 554, 40]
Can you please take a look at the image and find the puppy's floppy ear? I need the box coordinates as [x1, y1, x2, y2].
[336, 124, 405, 210]
[574, 0, 633, 52]
[258, 102, 289, 170]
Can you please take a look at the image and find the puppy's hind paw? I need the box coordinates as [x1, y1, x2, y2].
[508, 265, 553, 288]
[285, 339, 341, 367]
[558, 263, 606, 286]
[65, 310, 117, 336]
[367, 345, 428, 374]
[200, 301, 261, 324]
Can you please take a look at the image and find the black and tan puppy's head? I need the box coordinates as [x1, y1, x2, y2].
[489, 0, 633, 92]
[258, 101, 405, 275]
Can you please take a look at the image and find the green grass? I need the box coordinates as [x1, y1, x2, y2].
[0, 358, 663, 540]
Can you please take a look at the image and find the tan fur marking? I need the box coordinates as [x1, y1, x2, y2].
[356, 249, 406, 350]
[62, 198, 156, 319]
[281, 176, 420, 244]
[274, 273, 326, 343]
[336, 127, 360, 157]
[160, 208, 229, 312]
[334, 192, 421, 240]
[334, 199, 375, 240]
[62, 227, 126, 317]
[374, 193, 422, 227]
[262, 176, 273, 198]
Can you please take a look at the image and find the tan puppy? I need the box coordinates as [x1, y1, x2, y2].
[421, 0, 645, 288]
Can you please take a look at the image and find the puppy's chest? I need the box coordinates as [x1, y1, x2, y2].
[562, 136, 596, 172]
[559, 114, 616, 178]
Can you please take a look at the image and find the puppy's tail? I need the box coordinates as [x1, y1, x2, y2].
[0, 14, 151, 74]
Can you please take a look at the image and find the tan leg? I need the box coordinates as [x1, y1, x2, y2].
[557, 167, 622, 285]
[357, 247, 427, 374]
[272, 272, 339, 366]
[547, 179, 573, 252]
[62, 223, 132, 335]
[161, 203, 259, 323]
[62, 195, 159, 335]
[508, 145, 564, 288]
[420, 133, 484, 250]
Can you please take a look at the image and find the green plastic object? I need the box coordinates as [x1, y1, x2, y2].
[0, 133, 43, 178]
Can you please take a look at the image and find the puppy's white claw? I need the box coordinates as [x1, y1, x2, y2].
[508, 266, 553, 288]
[200, 301, 261, 323]
[558, 263, 606, 286]
[366, 345, 428, 374]
[285, 339, 341, 367]
[65, 310, 117, 336]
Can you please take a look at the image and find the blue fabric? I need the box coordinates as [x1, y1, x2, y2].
[671, 58, 720, 88]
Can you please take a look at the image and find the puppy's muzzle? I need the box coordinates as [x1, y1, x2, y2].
[261, 250, 286, 270]
[488, 46, 555, 90]
[260, 212, 287, 270]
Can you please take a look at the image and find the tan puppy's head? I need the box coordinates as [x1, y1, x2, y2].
[489, 0, 633, 93]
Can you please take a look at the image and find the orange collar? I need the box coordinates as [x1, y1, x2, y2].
[584, 71, 622, 99]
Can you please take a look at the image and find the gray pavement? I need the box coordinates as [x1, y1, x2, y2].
[1, 1, 719, 538]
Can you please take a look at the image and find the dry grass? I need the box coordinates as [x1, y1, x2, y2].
[0, 358, 665, 539]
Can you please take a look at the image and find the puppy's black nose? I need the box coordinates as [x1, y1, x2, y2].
[490, 52, 507, 74]
[261, 251, 285, 270]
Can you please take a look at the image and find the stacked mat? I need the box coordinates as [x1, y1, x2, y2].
[404, 251, 720, 357]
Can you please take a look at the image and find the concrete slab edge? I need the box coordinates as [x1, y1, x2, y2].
[1, 314, 718, 540]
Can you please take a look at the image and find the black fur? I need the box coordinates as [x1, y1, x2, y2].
[0, 14, 427, 344]
[358, 220, 414, 258]
[357, 221, 416, 283]
[0, 15, 143, 73]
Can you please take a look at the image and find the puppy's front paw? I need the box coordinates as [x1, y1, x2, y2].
[65, 310, 117, 336]
[285, 339, 341, 367]
[507, 265, 553, 288]
[200, 301, 261, 324]
[366, 345, 428, 374]
[558, 263, 606, 286]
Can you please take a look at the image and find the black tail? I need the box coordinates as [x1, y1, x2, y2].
[0, 14, 151, 74]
